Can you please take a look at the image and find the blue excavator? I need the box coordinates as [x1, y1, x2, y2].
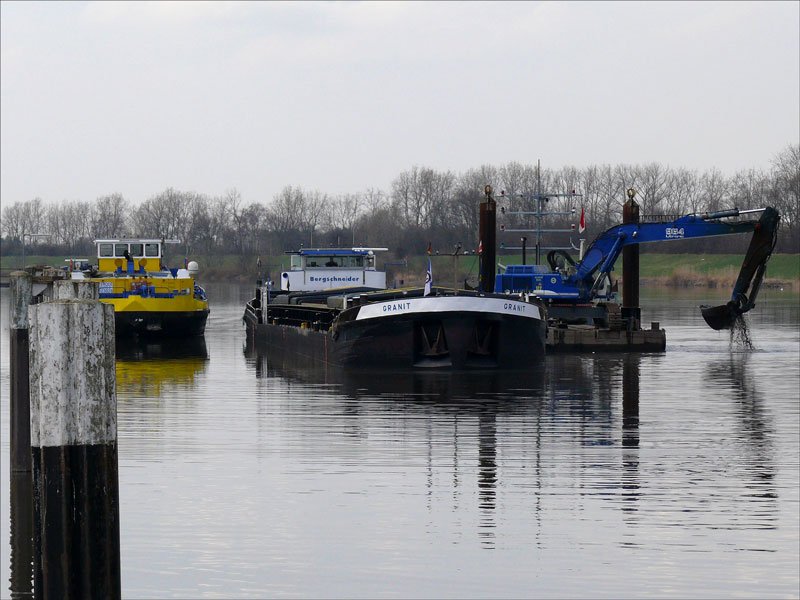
[494, 205, 781, 330]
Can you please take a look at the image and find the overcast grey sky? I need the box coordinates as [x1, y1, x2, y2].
[1, 1, 798, 206]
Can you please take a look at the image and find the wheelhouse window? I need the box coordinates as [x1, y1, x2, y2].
[98, 243, 114, 257]
[114, 243, 128, 257]
[339, 256, 363, 268]
[144, 243, 160, 257]
[129, 243, 144, 257]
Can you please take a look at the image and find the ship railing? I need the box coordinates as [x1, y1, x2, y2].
[99, 282, 194, 299]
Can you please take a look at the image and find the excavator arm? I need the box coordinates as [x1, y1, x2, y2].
[700, 206, 780, 329]
[570, 206, 780, 329]
[568, 209, 771, 288]
[496, 206, 781, 329]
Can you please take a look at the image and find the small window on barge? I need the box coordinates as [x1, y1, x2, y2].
[98, 243, 114, 258]
[144, 243, 160, 258]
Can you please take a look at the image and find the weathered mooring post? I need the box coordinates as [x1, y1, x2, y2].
[53, 277, 100, 301]
[10, 271, 33, 474]
[479, 185, 497, 293]
[28, 295, 121, 599]
[622, 188, 641, 330]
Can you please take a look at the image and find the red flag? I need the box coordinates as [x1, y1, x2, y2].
[578, 206, 586, 234]
[426, 242, 432, 255]
[477, 240, 483, 255]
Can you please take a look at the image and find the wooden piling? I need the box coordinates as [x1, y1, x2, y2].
[10, 271, 33, 473]
[28, 298, 120, 599]
[53, 278, 100, 300]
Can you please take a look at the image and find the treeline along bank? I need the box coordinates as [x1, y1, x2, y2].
[2, 148, 798, 265]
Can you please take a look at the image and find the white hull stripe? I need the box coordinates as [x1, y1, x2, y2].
[355, 296, 542, 321]
[529, 290, 580, 297]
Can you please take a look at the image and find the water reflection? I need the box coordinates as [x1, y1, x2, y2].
[115, 337, 209, 396]
[707, 352, 777, 509]
[5, 287, 794, 598]
[244, 337, 643, 547]
[621, 355, 640, 515]
[477, 408, 497, 547]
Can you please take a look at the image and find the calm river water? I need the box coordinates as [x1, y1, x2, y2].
[1, 284, 799, 599]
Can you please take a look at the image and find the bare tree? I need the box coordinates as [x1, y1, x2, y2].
[636, 163, 670, 216]
[91, 193, 129, 238]
[268, 186, 306, 233]
[667, 168, 700, 215]
[362, 187, 387, 217]
[45, 203, 66, 246]
[729, 168, 769, 211]
[221, 188, 249, 253]
[132, 188, 181, 239]
[301, 189, 328, 245]
[594, 165, 625, 232]
[61, 201, 92, 251]
[452, 168, 487, 245]
[391, 168, 419, 228]
[329, 193, 362, 232]
[697, 168, 731, 212]
[770, 144, 799, 251]
[498, 161, 528, 200]
[1, 201, 24, 240]
[576, 165, 603, 236]
[421, 168, 455, 230]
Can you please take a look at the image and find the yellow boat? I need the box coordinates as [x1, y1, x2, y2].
[73, 239, 210, 337]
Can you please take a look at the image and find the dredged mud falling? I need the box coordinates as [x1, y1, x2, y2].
[730, 315, 754, 350]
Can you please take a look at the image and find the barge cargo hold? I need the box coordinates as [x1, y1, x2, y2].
[243, 286, 548, 370]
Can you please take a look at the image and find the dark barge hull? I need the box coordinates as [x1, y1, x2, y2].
[244, 292, 546, 370]
[115, 310, 209, 338]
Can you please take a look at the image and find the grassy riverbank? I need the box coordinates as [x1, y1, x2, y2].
[634, 253, 799, 288]
[3, 253, 798, 289]
[385, 253, 799, 289]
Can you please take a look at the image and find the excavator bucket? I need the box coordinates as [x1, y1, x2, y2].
[701, 301, 741, 330]
[700, 207, 780, 330]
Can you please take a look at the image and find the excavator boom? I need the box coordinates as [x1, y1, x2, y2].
[494, 206, 781, 330]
